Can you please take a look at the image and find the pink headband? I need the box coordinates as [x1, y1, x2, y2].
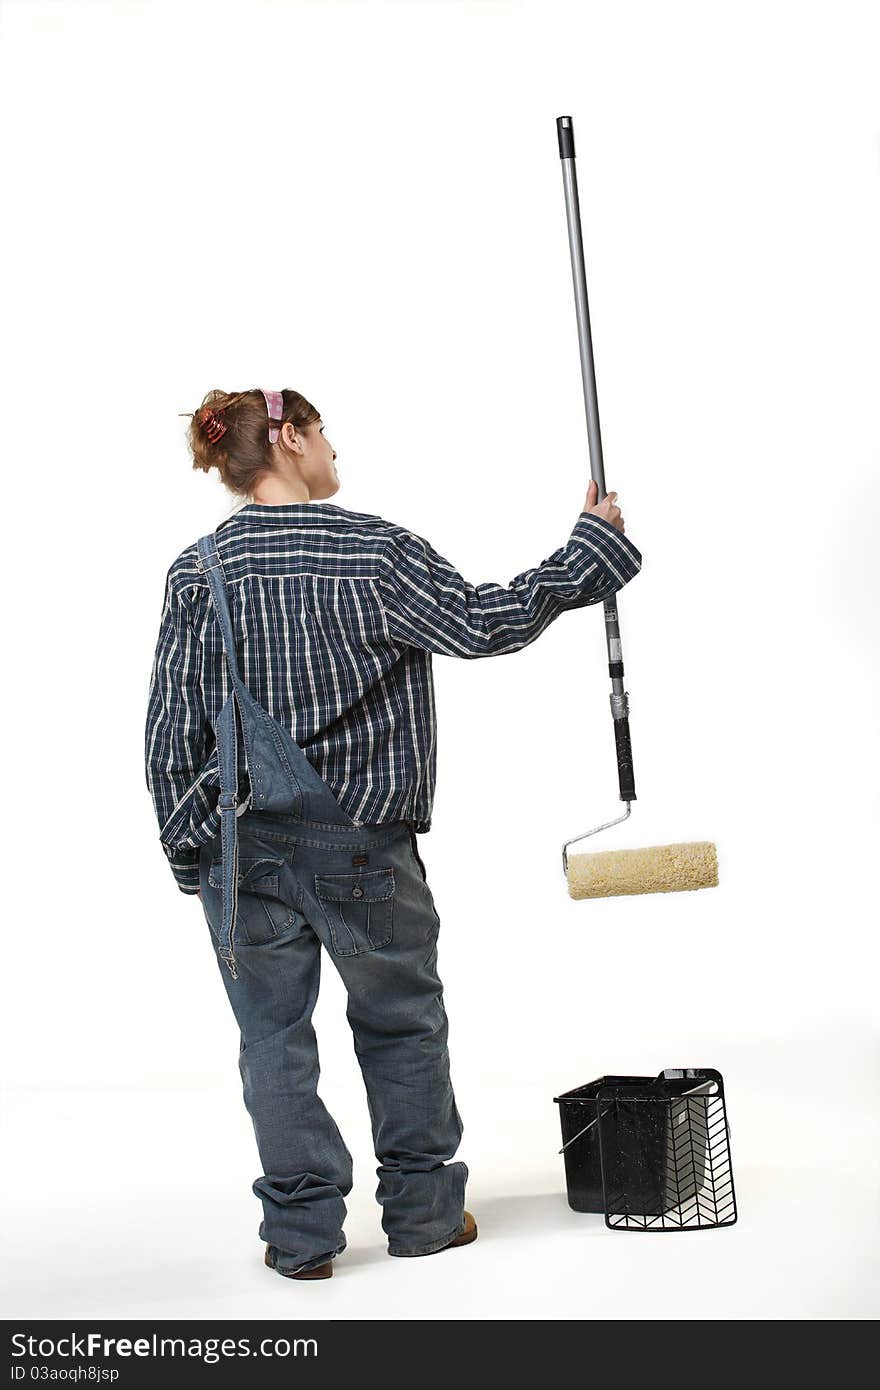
[260, 389, 285, 444]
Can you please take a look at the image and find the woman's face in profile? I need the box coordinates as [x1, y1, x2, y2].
[292, 418, 339, 496]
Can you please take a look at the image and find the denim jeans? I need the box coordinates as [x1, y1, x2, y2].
[198, 810, 467, 1275]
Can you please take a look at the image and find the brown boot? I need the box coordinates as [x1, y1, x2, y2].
[436, 1210, 478, 1251]
[264, 1245, 334, 1279]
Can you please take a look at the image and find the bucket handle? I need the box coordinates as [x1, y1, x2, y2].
[557, 1081, 714, 1155]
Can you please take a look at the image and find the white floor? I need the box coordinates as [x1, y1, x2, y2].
[3, 1080, 876, 1321]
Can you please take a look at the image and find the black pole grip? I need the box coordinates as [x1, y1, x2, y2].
[613, 716, 637, 802]
[557, 116, 575, 160]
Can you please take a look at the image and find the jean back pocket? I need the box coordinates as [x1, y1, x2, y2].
[208, 854, 302, 946]
[313, 867, 395, 956]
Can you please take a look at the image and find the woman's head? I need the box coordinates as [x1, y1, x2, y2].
[185, 387, 339, 503]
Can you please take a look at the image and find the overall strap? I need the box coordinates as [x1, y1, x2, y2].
[194, 531, 250, 981]
[195, 533, 245, 689]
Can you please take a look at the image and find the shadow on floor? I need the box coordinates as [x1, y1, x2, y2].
[463, 1190, 606, 1241]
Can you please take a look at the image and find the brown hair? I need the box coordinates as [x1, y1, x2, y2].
[183, 388, 321, 498]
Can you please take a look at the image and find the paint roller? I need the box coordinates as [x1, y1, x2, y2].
[556, 115, 718, 900]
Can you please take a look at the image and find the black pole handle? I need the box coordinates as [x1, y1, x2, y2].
[614, 715, 636, 802]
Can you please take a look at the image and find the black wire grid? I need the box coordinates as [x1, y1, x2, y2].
[554, 1069, 737, 1231]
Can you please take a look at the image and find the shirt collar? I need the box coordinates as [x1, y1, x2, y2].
[221, 501, 375, 528]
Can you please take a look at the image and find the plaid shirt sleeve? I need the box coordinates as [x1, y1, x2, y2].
[377, 511, 642, 657]
[144, 568, 207, 895]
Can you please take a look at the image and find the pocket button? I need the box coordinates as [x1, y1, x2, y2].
[352, 885, 364, 898]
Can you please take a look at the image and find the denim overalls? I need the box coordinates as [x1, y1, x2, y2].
[193, 529, 468, 1273]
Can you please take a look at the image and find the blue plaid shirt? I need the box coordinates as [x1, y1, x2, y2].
[145, 500, 642, 894]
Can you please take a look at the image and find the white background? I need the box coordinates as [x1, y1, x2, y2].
[2, 0, 878, 1322]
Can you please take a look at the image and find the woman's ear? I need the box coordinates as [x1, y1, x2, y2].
[280, 421, 300, 452]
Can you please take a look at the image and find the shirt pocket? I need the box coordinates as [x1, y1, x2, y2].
[313, 867, 395, 957]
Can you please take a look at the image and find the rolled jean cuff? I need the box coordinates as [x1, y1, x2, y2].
[379, 1158, 468, 1256]
[387, 1217, 467, 1257]
[269, 1240, 345, 1275]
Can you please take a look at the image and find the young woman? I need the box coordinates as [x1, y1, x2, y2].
[144, 387, 641, 1280]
